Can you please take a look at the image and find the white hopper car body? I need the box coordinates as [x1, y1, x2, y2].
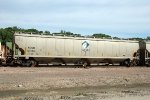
[13, 33, 139, 66]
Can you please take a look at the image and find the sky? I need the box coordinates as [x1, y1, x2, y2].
[0, 0, 150, 38]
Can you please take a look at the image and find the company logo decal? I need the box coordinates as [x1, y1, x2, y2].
[82, 40, 89, 51]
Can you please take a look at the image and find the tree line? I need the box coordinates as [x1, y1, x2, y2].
[0, 26, 150, 45]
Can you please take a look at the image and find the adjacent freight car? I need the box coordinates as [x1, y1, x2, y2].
[11, 33, 140, 67]
[146, 42, 150, 66]
[0, 42, 10, 64]
[0, 42, 2, 63]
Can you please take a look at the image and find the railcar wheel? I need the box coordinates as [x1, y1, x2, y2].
[30, 60, 37, 67]
[124, 59, 131, 67]
[75, 59, 90, 68]
[83, 61, 88, 68]
[105, 63, 109, 66]
[0, 60, 2, 66]
[26, 60, 32, 67]
[81, 59, 90, 68]
[146, 60, 150, 67]
[24, 60, 37, 67]
[130, 59, 138, 67]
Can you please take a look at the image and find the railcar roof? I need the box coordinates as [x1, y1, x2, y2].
[146, 41, 150, 44]
[14, 33, 139, 43]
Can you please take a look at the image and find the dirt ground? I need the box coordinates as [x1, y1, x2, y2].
[0, 66, 150, 100]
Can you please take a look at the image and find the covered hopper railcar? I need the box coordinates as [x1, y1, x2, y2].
[146, 42, 150, 66]
[11, 33, 139, 67]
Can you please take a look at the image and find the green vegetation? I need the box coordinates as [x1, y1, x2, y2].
[92, 33, 111, 38]
[0, 28, 13, 45]
[52, 30, 81, 37]
[129, 38, 143, 41]
[146, 36, 150, 40]
[0, 26, 150, 45]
